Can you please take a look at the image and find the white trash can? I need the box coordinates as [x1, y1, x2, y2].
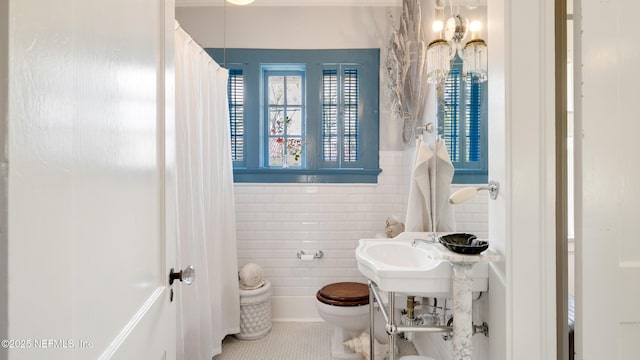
[236, 280, 272, 340]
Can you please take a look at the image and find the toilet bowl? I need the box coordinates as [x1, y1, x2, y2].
[315, 282, 387, 360]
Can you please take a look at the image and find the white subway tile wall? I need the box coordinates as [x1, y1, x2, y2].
[233, 151, 488, 298]
[450, 184, 489, 239]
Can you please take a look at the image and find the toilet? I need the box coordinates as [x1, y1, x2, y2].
[315, 282, 387, 360]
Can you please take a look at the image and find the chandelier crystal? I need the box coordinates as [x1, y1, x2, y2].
[426, 39, 451, 84]
[462, 39, 488, 82]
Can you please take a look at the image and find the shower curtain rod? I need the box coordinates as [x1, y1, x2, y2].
[223, 0, 227, 67]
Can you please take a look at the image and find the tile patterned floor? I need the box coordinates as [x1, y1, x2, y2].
[213, 322, 418, 360]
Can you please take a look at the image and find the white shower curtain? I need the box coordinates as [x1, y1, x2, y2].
[174, 22, 240, 360]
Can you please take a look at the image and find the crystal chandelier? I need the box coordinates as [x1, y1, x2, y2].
[426, 39, 451, 84]
[463, 38, 488, 82]
[426, 0, 488, 84]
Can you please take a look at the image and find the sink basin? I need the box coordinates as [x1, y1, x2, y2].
[364, 242, 437, 268]
[356, 232, 489, 296]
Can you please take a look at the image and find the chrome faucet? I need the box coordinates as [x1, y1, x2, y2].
[411, 232, 439, 247]
[411, 238, 436, 247]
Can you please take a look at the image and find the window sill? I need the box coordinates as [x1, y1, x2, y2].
[452, 169, 488, 184]
[233, 168, 382, 184]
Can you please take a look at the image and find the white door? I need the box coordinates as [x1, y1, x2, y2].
[576, 1, 640, 359]
[6, 0, 177, 359]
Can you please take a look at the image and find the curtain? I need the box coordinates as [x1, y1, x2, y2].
[174, 22, 240, 360]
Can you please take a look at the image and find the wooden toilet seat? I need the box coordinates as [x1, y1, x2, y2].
[316, 282, 370, 306]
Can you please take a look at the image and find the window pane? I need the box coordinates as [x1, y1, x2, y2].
[323, 135, 338, 162]
[286, 107, 302, 135]
[268, 137, 284, 166]
[265, 70, 306, 169]
[465, 79, 482, 162]
[269, 107, 285, 136]
[343, 136, 358, 162]
[343, 68, 359, 162]
[286, 138, 303, 167]
[286, 76, 302, 105]
[322, 69, 338, 161]
[228, 69, 244, 161]
[344, 68, 358, 106]
[444, 68, 461, 162]
[268, 76, 285, 105]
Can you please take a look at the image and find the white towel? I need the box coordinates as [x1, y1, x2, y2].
[405, 136, 456, 232]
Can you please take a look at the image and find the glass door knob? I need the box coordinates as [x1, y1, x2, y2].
[169, 265, 195, 285]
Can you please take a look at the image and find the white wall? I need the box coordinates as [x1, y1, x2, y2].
[234, 151, 405, 320]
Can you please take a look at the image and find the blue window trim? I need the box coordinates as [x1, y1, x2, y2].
[441, 56, 488, 184]
[207, 48, 381, 184]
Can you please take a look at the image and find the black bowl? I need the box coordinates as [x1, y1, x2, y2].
[439, 233, 489, 255]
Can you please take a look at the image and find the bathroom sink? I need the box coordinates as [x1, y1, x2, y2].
[355, 232, 489, 296]
[364, 242, 437, 268]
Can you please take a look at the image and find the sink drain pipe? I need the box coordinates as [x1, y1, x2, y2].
[368, 281, 453, 360]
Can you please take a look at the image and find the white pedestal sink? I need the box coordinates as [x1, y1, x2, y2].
[356, 232, 499, 360]
[355, 232, 490, 296]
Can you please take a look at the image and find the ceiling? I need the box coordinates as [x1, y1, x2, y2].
[175, 0, 486, 7]
[175, 0, 402, 6]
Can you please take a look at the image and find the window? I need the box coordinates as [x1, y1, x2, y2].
[321, 66, 360, 166]
[441, 55, 488, 184]
[264, 71, 305, 168]
[228, 68, 244, 163]
[208, 49, 381, 183]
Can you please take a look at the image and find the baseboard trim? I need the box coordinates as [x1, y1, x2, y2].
[271, 295, 323, 322]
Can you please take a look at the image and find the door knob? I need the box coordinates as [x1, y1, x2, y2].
[169, 265, 195, 285]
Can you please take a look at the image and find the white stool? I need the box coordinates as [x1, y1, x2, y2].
[236, 280, 272, 340]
